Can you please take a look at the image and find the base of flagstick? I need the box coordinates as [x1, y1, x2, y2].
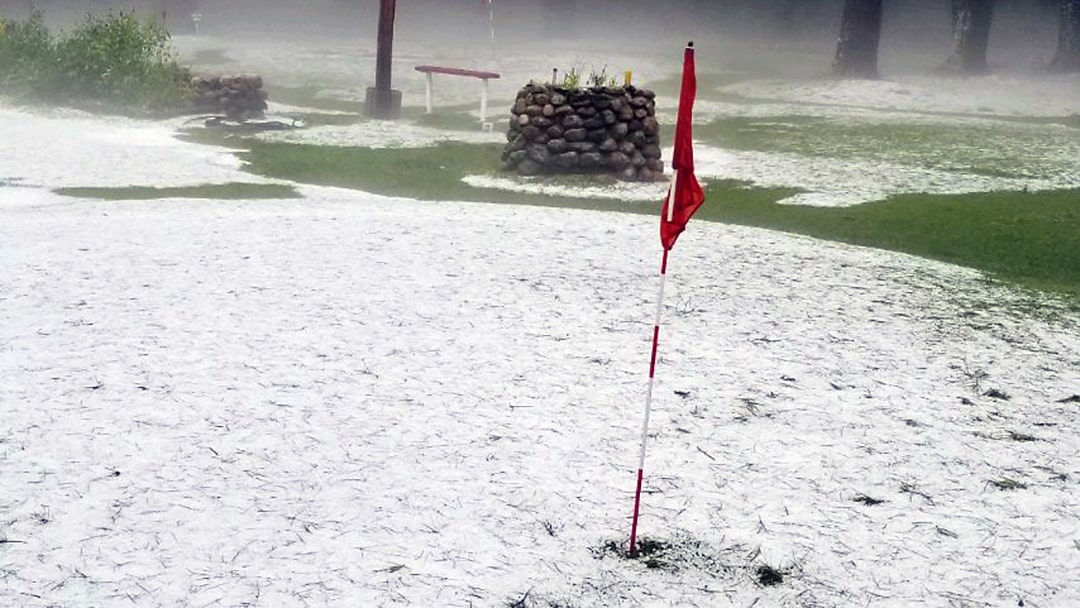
[629, 248, 669, 558]
[628, 468, 645, 556]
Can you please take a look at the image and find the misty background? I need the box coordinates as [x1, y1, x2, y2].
[0, 0, 1065, 76]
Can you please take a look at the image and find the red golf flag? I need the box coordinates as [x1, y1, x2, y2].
[660, 42, 705, 251]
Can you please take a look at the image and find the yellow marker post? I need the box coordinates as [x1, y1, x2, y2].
[624, 70, 633, 86]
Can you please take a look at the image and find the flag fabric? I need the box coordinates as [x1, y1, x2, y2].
[659, 43, 705, 251]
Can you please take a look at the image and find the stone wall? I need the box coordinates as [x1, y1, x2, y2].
[191, 74, 268, 121]
[502, 83, 663, 181]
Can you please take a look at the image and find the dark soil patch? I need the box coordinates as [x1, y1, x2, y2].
[593, 533, 741, 578]
[852, 494, 886, 506]
[1007, 430, 1038, 442]
[756, 564, 786, 586]
[598, 538, 671, 569]
[990, 478, 1028, 491]
[505, 590, 578, 608]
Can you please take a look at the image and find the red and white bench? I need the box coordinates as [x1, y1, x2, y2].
[414, 65, 501, 126]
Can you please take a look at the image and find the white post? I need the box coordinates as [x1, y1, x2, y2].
[629, 248, 671, 556]
[638, 264, 668, 472]
[666, 169, 679, 222]
[480, 78, 489, 124]
[424, 73, 434, 114]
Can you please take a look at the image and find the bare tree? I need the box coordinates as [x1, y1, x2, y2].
[1050, 0, 1080, 71]
[944, 0, 997, 73]
[832, 0, 884, 78]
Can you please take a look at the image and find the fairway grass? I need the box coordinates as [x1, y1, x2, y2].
[238, 140, 667, 213]
[696, 115, 1080, 181]
[262, 85, 366, 114]
[169, 123, 1079, 301]
[698, 186, 1080, 299]
[232, 138, 1079, 299]
[56, 183, 299, 201]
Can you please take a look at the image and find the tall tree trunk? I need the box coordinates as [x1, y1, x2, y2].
[1050, 0, 1080, 71]
[945, 0, 996, 73]
[832, 0, 884, 78]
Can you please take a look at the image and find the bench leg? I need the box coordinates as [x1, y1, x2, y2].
[480, 78, 489, 124]
[425, 73, 433, 114]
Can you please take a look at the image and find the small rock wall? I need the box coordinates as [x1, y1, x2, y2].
[502, 83, 663, 181]
[192, 74, 268, 120]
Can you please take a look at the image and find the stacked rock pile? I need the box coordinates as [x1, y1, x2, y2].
[502, 83, 663, 181]
[191, 75, 268, 120]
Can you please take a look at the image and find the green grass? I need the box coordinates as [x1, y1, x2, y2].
[264, 84, 366, 114]
[644, 72, 748, 100]
[258, 86, 484, 131]
[698, 185, 1080, 297]
[185, 48, 230, 66]
[697, 80, 1080, 131]
[230, 137, 1079, 298]
[995, 114, 1080, 130]
[297, 113, 366, 127]
[695, 115, 1080, 180]
[168, 117, 1080, 300]
[55, 183, 299, 200]
[237, 140, 669, 212]
[407, 103, 493, 132]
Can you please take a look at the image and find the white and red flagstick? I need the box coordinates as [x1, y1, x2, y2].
[628, 41, 705, 558]
[628, 246, 671, 557]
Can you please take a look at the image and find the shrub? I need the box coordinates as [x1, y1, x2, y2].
[0, 10, 55, 92]
[0, 9, 194, 113]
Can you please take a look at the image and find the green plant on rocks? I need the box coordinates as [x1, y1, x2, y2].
[561, 65, 581, 89]
[557, 64, 620, 91]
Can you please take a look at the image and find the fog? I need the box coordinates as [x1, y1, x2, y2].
[1, 1, 1065, 76]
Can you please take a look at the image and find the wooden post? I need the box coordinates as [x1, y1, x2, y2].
[366, 0, 402, 118]
[375, 0, 396, 93]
